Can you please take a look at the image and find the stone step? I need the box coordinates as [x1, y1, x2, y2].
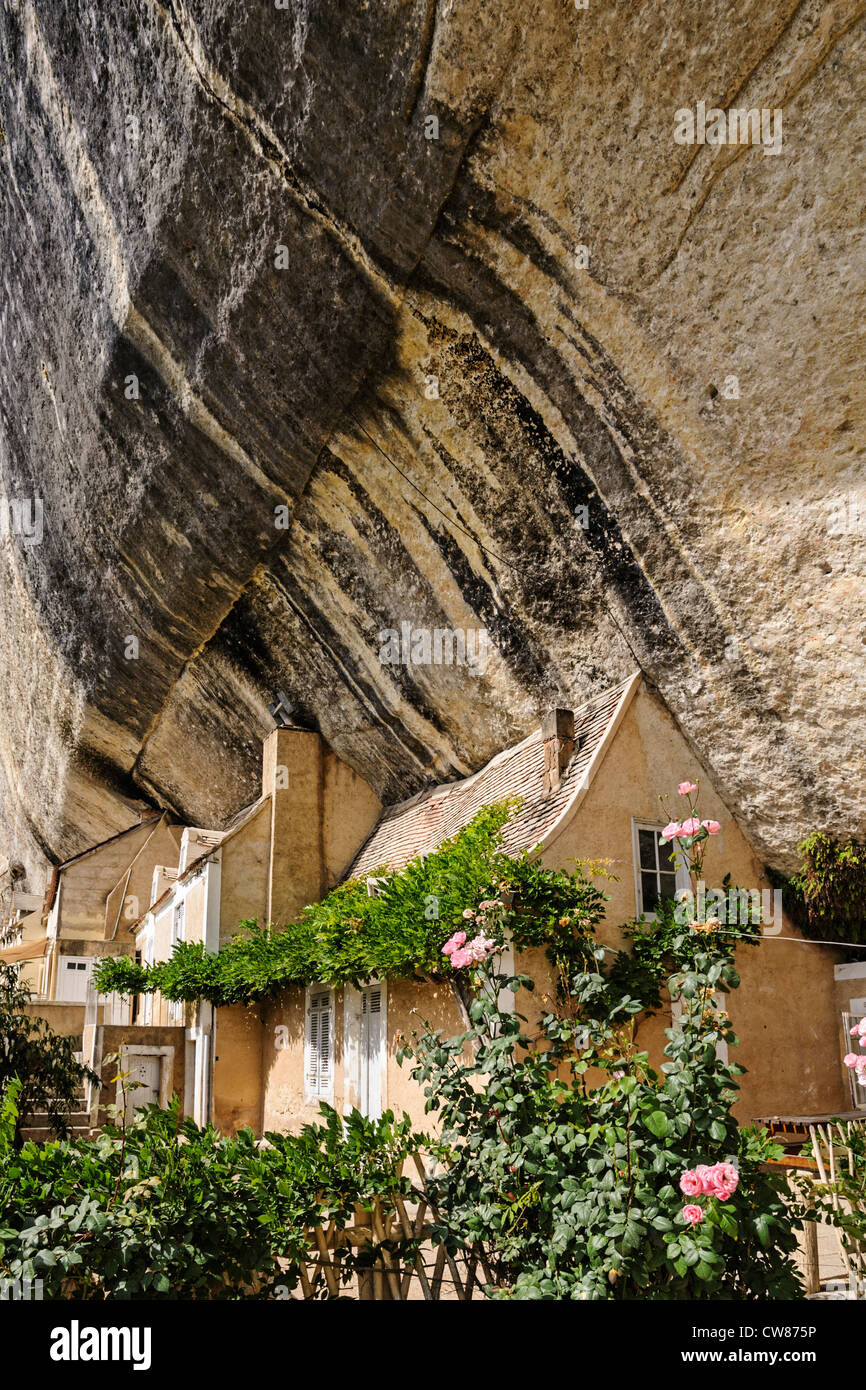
[22, 1095, 87, 1109]
[20, 1110, 91, 1127]
[18, 1123, 94, 1142]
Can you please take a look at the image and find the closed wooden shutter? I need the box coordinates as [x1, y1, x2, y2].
[359, 985, 384, 1119]
[305, 989, 333, 1100]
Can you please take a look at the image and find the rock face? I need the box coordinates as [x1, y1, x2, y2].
[0, 0, 863, 889]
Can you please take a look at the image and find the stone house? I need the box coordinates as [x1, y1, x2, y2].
[119, 672, 855, 1134]
[0, 813, 182, 1011]
[0, 813, 188, 1123]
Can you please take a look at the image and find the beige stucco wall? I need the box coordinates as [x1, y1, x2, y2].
[25, 1000, 86, 1040]
[323, 751, 382, 889]
[213, 1003, 264, 1133]
[89, 1023, 187, 1125]
[102, 821, 183, 938]
[220, 803, 270, 943]
[52, 820, 182, 942]
[260, 976, 468, 1134]
[260, 990, 310, 1133]
[537, 684, 847, 1121]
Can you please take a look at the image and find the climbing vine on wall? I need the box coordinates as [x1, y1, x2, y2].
[93, 805, 607, 1007]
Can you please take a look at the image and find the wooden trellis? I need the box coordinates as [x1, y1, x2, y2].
[807, 1119, 866, 1294]
[292, 1154, 495, 1300]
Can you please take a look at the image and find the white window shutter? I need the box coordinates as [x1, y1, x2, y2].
[319, 998, 332, 1093]
[358, 983, 385, 1119]
[306, 1007, 318, 1090]
[305, 989, 334, 1102]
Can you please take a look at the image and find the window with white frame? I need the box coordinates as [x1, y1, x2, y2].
[305, 987, 334, 1104]
[843, 1006, 866, 1111]
[632, 821, 690, 918]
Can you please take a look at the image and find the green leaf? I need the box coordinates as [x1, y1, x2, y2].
[754, 1213, 772, 1248]
[644, 1110, 669, 1139]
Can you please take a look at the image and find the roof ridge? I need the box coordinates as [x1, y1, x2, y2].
[345, 673, 640, 879]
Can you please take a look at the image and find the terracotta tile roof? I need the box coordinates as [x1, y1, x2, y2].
[346, 676, 637, 878]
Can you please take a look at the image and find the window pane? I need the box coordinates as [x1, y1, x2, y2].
[658, 871, 677, 903]
[638, 829, 658, 870]
[658, 838, 676, 873]
[641, 871, 659, 912]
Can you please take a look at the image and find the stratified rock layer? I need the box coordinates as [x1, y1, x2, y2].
[0, 0, 863, 888]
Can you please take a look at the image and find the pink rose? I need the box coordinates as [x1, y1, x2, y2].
[682, 1205, 705, 1225]
[466, 934, 494, 964]
[844, 1053, 861, 1068]
[442, 930, 467, 957]
[695, 1164, 716, 1194]
[701, 820, 720, 835]
[679, 1170, 702, 1197]
[450, 948, 471, 969]
[679, 817, 701, 835]
[678, 781, 698, 795]
[661, 821, 684, 841]
[711, 1162, 739, 1200]
[462, 908, 475, 919]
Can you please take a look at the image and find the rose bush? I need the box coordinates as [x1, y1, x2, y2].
[399, 777, 802, 1299]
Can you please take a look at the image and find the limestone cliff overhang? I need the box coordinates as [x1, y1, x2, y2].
[345, 672, 642, 879]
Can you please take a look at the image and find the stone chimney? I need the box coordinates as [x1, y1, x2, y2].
[542, 708, 575, 795]
[262, 727, 325, 923]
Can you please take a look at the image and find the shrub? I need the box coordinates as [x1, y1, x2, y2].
[0, 1084, 424, 1299]
[0, 963, 98, 1144]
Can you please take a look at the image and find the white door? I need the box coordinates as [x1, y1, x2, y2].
[59, 956, 94, 1002]
[359, 985, 384, 1120]
[125, 1055, 161, 1121]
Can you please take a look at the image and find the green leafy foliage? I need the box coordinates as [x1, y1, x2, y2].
[66, 799, 805, 1300]
[0, 1095, 424, 1299]
[608, 890, 760, 1014]
[93, 805, 607, 1005]
[0, 963, 99, 1145]
[776, 832, 866, 948]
